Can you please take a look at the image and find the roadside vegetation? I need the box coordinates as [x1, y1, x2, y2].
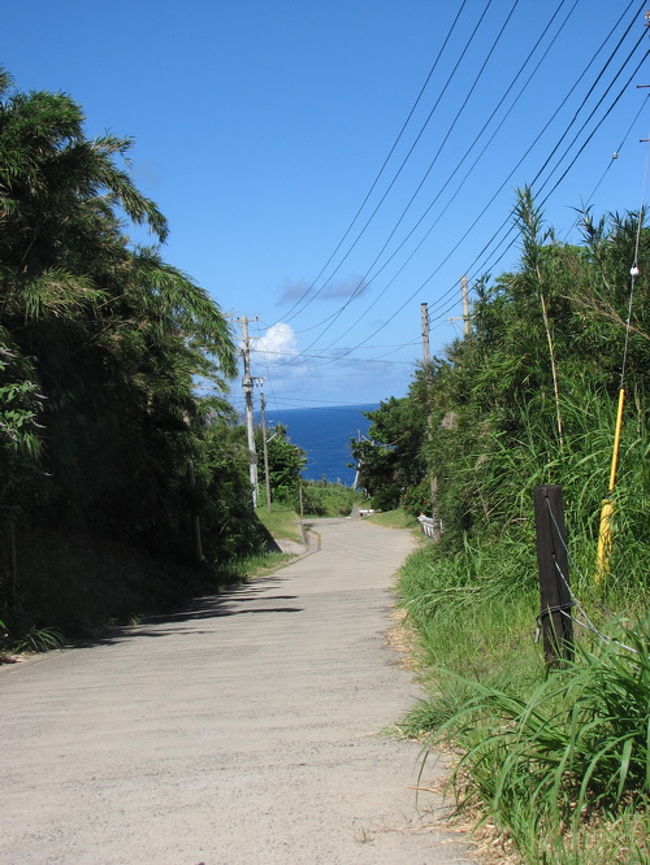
[356, 192, 650, 863]
[366, 509, 418, 530]
[256, 502, 304, 545]
[300, 480, 366, 517]
[254, 426, 365, 519]
[0, 70, 298, 649]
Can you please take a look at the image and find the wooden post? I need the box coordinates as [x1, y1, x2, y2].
[533, 485, 574, 667]
[429, 475, 441, 542]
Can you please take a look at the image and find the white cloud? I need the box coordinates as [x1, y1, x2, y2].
[251, 322, 298, 361]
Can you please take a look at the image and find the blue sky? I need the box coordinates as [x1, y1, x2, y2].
[3, 1, 649, 411]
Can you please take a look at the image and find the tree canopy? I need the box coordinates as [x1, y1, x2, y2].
[0, 70, 266, 637]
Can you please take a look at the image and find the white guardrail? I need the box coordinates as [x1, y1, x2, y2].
[417, 515, 437, 538]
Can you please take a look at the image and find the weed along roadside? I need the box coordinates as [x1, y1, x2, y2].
[350, 189, 650, 865]
[396, 480, 650, 864]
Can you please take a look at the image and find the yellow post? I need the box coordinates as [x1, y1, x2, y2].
[595, 388, 625, 583]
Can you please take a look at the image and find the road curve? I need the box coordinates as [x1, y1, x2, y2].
[1, 517, 471, 865]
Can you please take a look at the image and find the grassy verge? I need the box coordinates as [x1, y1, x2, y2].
[223, 550, 295, 580]
[255, 502, 304, 544]
[366, 508, 418, 530]
[396, 536, 650, 864]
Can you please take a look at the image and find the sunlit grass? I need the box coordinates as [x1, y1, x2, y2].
[366, 508, 418, 529]
[255, 502, 304, 544]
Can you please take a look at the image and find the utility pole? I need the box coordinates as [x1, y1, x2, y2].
[352, 430, 361, 491]
[236, 315, 259, 507]
[420, 301, 430, 365]
[460, 274, 471, 338]
[259, 389, 272, 513]
[420, 302, 440, 537]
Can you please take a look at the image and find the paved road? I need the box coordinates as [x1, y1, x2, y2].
[1, 517, 471, 865]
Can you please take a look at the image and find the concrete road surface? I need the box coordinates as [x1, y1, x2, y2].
[1, 517, 471, 865]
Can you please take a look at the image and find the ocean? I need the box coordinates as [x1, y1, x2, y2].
[263, 403, 379, 486]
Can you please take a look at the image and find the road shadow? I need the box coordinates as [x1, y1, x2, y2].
[71, 575, 303, 649]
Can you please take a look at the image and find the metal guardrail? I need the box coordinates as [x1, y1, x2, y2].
[417, 515, 437, 539]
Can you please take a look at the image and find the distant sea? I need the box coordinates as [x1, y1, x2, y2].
[262, 403, 379, 486]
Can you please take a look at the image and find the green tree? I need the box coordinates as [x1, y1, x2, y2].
[257, 423, 306, 503]
[351, 391, 428, 511]
[0, 69, 254, 633]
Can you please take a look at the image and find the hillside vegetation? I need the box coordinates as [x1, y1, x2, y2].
[0, 71, 279, 643]
[355, 191, 649, 863]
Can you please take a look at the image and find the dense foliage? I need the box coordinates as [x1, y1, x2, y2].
[0, 71, 269, 639]
[370, 189, 650, 863]
[256, 423, 306, 504]
[299, 479, 361, 517]
[358, 191, 649, 560]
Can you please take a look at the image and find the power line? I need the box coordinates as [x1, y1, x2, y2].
[310, 46, 650, 371]
[250, 347, 414, 365]
[291, 0, 519, 355]
[288, 0, 644, 365]
[310, 0, 578, 353]
[277, 0, 471, 325]
[561, 89, 650, 242]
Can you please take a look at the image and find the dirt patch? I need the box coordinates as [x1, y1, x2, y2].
[385, 607, 419, 670]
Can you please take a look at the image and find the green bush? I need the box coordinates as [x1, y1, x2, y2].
[298, 481, 361, 517]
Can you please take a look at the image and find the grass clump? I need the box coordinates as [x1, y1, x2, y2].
[255, 502, 304, 544]
[299, 480, 366, 517]
[434, 623, 650, 863]
[397, 532, 650, 863]
[366, 508, 417, 529]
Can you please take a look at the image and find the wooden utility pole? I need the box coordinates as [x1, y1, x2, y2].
[259, 390, 272, 513]
[460, 274, 470, 338]
[420, 301, 440, 538]
[533, 485, 574, 667]
[236, 315, 259, 507]
[420, 302, 430, 364]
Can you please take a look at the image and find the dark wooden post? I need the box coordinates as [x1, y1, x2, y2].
[533, 484, 574, 667]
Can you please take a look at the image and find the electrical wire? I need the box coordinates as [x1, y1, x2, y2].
[277, 0, 471, 324]
[284, 0, 494, 323]
[289, 1, 644, 364]
[560, 90, 650, 243]
[308, 0, 578, 352]
[291, 0, 520, 353]
[313, 50, 649, 370]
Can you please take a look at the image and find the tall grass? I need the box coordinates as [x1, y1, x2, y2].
[428, 622, 650, 863]
[298, 480, 365, 517]
[398, 384, 649, 862]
